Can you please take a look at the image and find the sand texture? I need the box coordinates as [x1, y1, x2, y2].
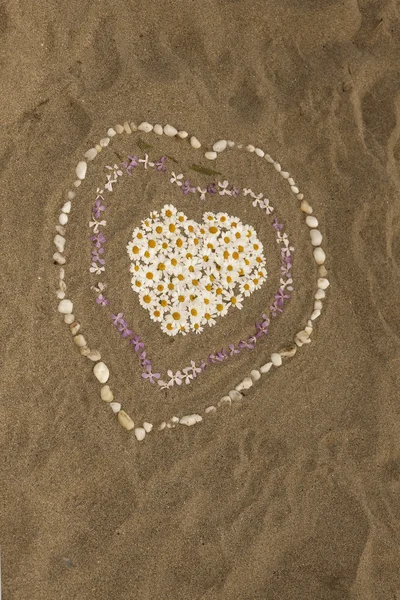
[1, 1, 400, 598]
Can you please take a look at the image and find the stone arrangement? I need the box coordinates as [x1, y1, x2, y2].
[53, 120, 329, 441]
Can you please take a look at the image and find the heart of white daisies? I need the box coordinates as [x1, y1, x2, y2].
[127, 204, 267, 336]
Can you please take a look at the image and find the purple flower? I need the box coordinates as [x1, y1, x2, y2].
[142, 365, 161, 384]
[139, 351, 152, 368]
[269, 302, 283, 317]
[130, 335, 145, 353]
[274, 287, 290, 308]
[272, 217, 284, 232]
[228, 344, 240, 356]
[120, 327, 133, 339]
[182, 180, 195, 195]
[90, 232, 106, 247]
[111, 313, 124, 327]
[238, 338, 256, 350]
[91, 248, 105, 265]
[255, 314, 270, 338]
[93, 197, 106, 219]
[207, 183, 217, 194]
[96, 294, 109, 307]
[208, 353, 218, 364]
[231, 186, 241, 198]
[215, 349, 228, 362]
[199, 360, 208, 371]
[155, 156, 167, 172]
[122, 155, 139, 175]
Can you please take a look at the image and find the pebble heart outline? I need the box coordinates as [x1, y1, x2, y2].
[53, 121, 329, 441]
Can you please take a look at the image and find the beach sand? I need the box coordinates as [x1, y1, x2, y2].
[1, 1, 400, 598]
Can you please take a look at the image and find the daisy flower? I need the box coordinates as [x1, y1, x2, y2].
[240, 280, 256, 297]
[138, 290, 157, 310]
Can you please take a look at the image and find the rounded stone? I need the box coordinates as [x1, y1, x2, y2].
[75, 161, 87, 180]
[218, 396, 232, 407]
[58, 299, 73, 314]
[311, 309, 321, 321]
[315, 289, 326, 300]
[204, 406, 217, 414]
[190, 136, 201, 149]
[250, 369, 261, 381]
[84, 148, 97, 161]
[153, 124, 163, 135]
[177, 130, 188, 139]
[59, 213, 68, 226]
[138, 122, 153, 133]
[228, 389, 242, 402]
[291, 185, 299, 194]
[87, 350, 101, 362]
[246, 144, 255, 153]
[143, 422, 153, 433]
[317, 277, 330, 290]
[54, 234, 66, 253]
[110, 402, 121, 414]
[235, 377, 253, 392]
[62, 201, 71, 214]
[134, 427, 146, 441]
[305, 215, 318, 228]
[79, 346, 91, 357]
[107, 128, 117, 137]
[255, 148, 265, 157]
[205, 151, 217, 160]
[313, 247, 326, 265]
[274, 162, 282, 172]
[271, 353, 283, 367]
[314, 300, 323, 310]
[53, 252, 66, 265]
[123, 122, 132, 134]
[260, 362, 273, 374]
[69, 322, 81, 336]
[310, 230, 323, 246]
[213, 139, 227, 153]
[73, 334, 87, 348]
[164, 124, 178, 137]
[56, 290, 65, 300]
[101, 385, 114, 402]
[93, 362, 109, 384]
[56, 225, 66, 236]
[115, 124, 125, 133]
[118, 410, 135, 431]
[100, 137, 110, 147]
[279, 345, 297, 358]
[300, 200, 313, 214]
[64, 313, 75, 324]
[319, 265, 328, 277]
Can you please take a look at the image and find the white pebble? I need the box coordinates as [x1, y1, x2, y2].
[265, 154, 274, 163]
[164, 124, 178, 137]
[300, 200, 313, 214]
[274, 162, 282, 172]
[55, 225, 65, 236]
[95, 144, 102, 152]
[310, 230, 323, 246]
[118, 410, 135, 431]
[59, 267, 65, 280]
[75, 161, 87, 180]
[279, 345, 297, 358]
[250, 369, 261, 381]
[313, 247, 326, 265]
[107, 128, 117, 137]
[62, 201, 71, 214]
[236, 143, 243, 149]
[143, 422, 153, 433]
[64, 313, 75, 324]
[213, 140, 227, 153]
[228, 390, 242, 402]
[315, 289, 325, 300]
[129, 122, 138, 131]
[297, 193, 304, 200]
[58, 299, 73, 314]
[101, 385, 114, 402]
[306, 216, 318, 228]
[93, 362, 109, 384]
[87, 350, 101, 362]
[56, 290, 65, 299]
[153, 124, 163, 135]
[180, 414, 202, 426]
[227, 140, 235, 148]
[205, 151, 217, 160]
[314, 300, 323, 310]
[305, 325, 313, 335]
[271, 353, 283, 367]
[280, 171, 290, 179]
[260, 362, 273, 374]
[54, 234, 65, 253]
[235, 377, 253, 392]
[53, 252, 66, 265]
[171, 416, 180, 424]
[319, 265, 328, 277]
[205, 406, 217, 414]
[59, 213, 68, 226]
[110, 402, 121, 414]
[218, 396, 231, 407]
[123, 121, 132, 134]
[79, 346, 91, 357]
[255, 148, 265, 157]
[317, 277, 330, 290]
[74, 179, 82, 186]
[158, 422, 167, 431]
[73, 334, 87, 348]
[311, 309, 321, 321]
[134, 427, 146, 441]
[294, 330, 311, 347]
[190, 136, 201, 149]
[288, 177, 295, 186]
[115, 124, 125, 133]
[246, 144, 255, 153]
[177, 130, 188, 139]
[100, 137, 110, 147]
[69, 322, 80, 336]
[291, 185, 299, 194]
[84, 148, 97, 161]
[138, 122, 153, 133]
[67, 191, 76, 200]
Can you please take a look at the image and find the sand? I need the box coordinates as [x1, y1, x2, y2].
[1, 1, 400, 598]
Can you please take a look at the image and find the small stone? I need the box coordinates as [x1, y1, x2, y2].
[158, 422, 167, 431]
[69, 322, 81, 336]
[255, 148, 265, 157]
[107, 128, 117, 137]
[218, 396, 232, 407]
[265, 154, 274, 163]
[75, 161, 87, 180]
[129, 122, 138, 132]
[291, 185, 299, 194]
[84, 148, 97, 161]
[118, 410, 135, 431]
[54, 234, 66, 253]
[279, 345, 297, 358]
[260, 362, 273, 374]
[179, 414, 202, 426]
[110, 402, 121, 414]
[190, 136, 201, 149]
[310, 230, 323, 246]
[75, 178, 82, 186]
[300, 200, 313, 214]
[123, 121, 132, 134]
[288, 177, 295, 186]
[235, 377, 253, 392]
[213, 140, 227, 153]
[319, 265, 328, 277]
[143, 422, 153, 433]
[73, 334, 87, 348]
[115, 124, 125, 133]
[56, 290, 65, 299]
[311, 309, 321, 321]
[313, 247, 326, 265]
[56, 225, 66, 236]
[228, 389, 242, 402]
[95, 144, 102, 153]
[250, 369, 261, 381]
[93, 362, 109, 384]
[62, 201, 71, 214]
[280, 171, 290, 179]
[315, 289, 325, 300]
[246, 144, 255, 153]
[177, 130, 188, 139]
[100, 137, 110, 147]
[164, 124, 178, 137]
[297, 193, 304, 200]
[138, 122, 153, 133]
[64, 313, 75, 324]
[87, 350, 101, 362]
[227, 140, 235, 148]
[294, 330, 311, 347]
[305, 215, 318, 228]
[314, 300, 323, 310]
[59, 267, 65, 280]
[171, 416, 180, 424]
[79, 346, 91, 356]
[271, 353, 283, 366]
[153, 124, 163, 135]
[274, 162, 282, 172]
[205, 151, 217, 160]
[53, 252, 66, 265]
[59, 213, 68, 226]
[58, 299, 73, 314]
[59, 280, 67, 292]
[205, 406, 217, 414]
[67, 190, 76, 200]
[134, 427, 146, 441]
[317, 277, 330, 290]
[101, 385, 114, 402]
[305, 325, 313, 335]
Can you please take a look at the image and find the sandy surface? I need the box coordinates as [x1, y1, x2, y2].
[1, 1, 400, 599]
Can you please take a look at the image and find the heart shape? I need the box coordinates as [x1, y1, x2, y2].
[127, 205, 267, 336]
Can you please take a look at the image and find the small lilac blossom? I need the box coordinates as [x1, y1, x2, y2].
[91, 248, 105, 265]
[274, 287, 290, 307]
[207, 183, 217, 194]
[130, 335, 145, 352]
[155, 156, 167, 172]
[228, 344, 240, 356]
[167, 370, 183, 386]
[269, 302, 283, 317]
[272, 217, 284, 232]
[120, 327, 133, 339]
[111, 313, 124, 327]
[96, 294, 109, 307]
[231, 186, 241, 198]
[215, 349, 228, 362]
[93, 198, 106, 219]
[122, 155, 139, 174]
[182, 180, 195, 195]
[238, 338, 255, 350]
[142, 365, 160, 384]
[255, 315, 270, 338]
[90, 231, 106, 247]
